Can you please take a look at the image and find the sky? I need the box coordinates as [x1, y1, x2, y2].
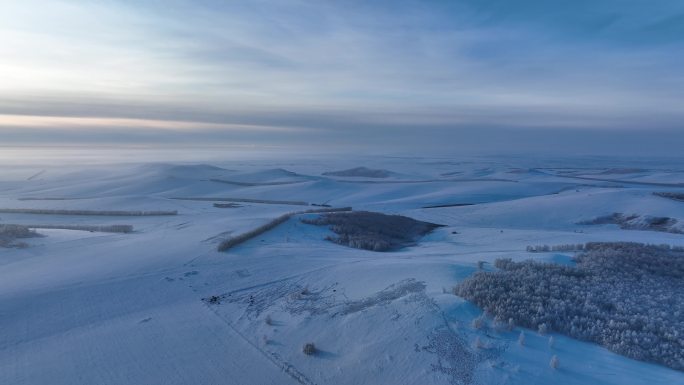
[1, 0, 683, 155]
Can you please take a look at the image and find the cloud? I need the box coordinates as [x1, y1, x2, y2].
[0, 0, 682, 154]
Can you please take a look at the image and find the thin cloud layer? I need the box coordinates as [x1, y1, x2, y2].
[0, 0, 682, 153]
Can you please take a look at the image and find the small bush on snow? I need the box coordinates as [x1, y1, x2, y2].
[302, 343, 316, 356]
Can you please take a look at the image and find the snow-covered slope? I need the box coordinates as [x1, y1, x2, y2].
[1, 155, 682, 385]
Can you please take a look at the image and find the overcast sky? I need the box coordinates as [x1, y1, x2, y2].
[1, 0, 683, 155]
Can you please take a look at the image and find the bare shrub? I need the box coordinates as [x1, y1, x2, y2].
[550, 355, 559, 369]
[302, 343, 316, 356]
[471, 315, 485, 330]
[474, 336, 484, 349]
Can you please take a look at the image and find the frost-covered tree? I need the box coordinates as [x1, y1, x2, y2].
[472, 315, 485, 330]
[454, 242, 684, 371]
[474, 336, 483, 349]
[550, 355, 559, 369]
[538, 323, 548, 335]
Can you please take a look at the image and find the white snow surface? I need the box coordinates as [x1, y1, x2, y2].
[1, 155, 683, 385]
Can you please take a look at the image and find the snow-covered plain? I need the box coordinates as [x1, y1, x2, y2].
[1, 155, 683, 385]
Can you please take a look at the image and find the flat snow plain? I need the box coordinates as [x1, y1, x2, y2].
[1, 155, 683, 385]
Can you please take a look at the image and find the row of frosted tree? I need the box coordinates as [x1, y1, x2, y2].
[0, 208, 177, 216]
[217, 207, 352, 251]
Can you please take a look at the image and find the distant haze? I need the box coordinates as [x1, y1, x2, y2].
[1, 1, 683, 155]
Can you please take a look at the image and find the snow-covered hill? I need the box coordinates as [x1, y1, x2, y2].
[1, 155, 683, 385]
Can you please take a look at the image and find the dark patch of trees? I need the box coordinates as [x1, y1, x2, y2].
[213, 203, 241, 208]
[301, 211, 442, 251]
[654, 192, 684, 202]
[322, 167, 391, 178]
[455, 242, 684, 371]
[0, 224, 40, 247]
[580, 213, 682, 234]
